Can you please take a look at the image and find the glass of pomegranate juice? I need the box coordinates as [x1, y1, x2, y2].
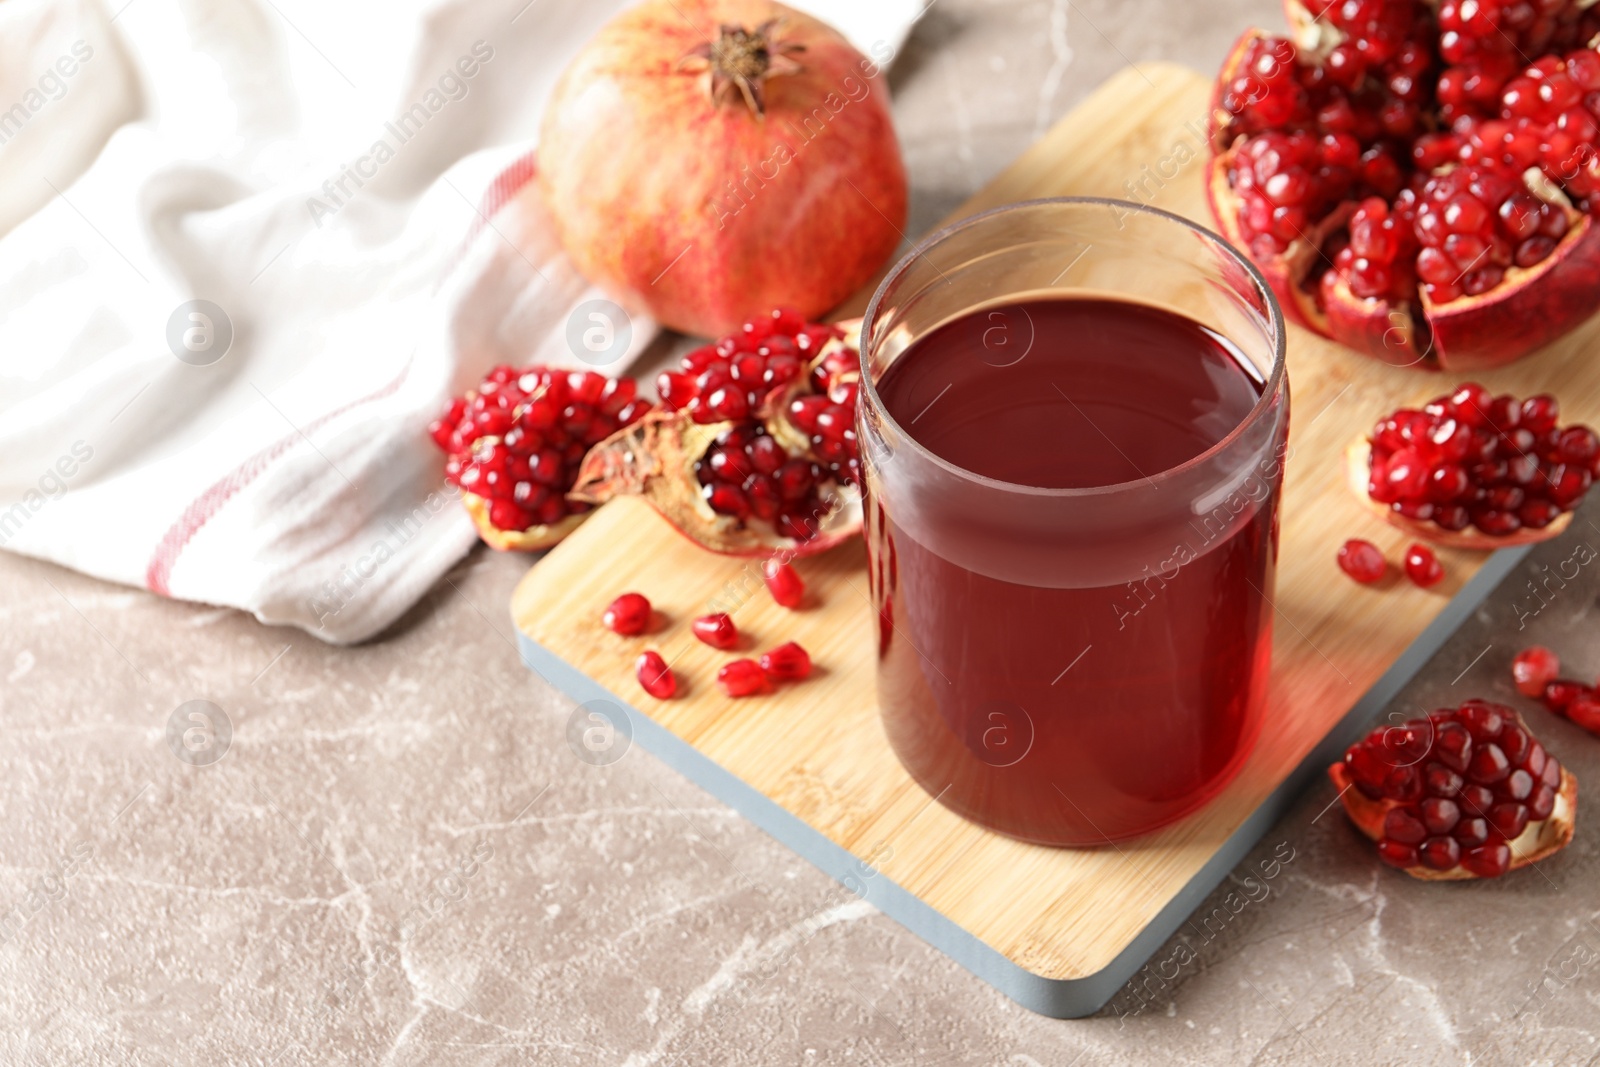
[859, 198, 1290, 846]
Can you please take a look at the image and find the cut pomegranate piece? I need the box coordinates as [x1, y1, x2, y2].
[430, 366, 652, 550]
[758, 641, 812, 681]
[1337, 538, 1387, 583]
[572, 314, 864, 557]
[602, 592, 652, 636]
[1403, 543, 1443, 587]
[1346, 385, 1595, 546]
[762, 559, 804, 608]
[1330, 702, 1577, 880]
[716, 658, 770, 697]
[636, 650, 677, 699]
[1512, 646, 1561, 698]
[1208, 19, 1600, 368]
[691, 613, 739, 650]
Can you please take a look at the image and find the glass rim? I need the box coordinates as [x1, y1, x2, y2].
[858, 196, 1288, 499]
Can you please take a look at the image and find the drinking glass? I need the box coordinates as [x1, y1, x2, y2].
[858, 198, 1290, 845]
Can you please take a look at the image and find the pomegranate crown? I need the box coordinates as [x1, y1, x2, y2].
[678, 18, 805, 117]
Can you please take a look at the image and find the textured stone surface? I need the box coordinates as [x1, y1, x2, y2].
[6, 1, 1600, 1063]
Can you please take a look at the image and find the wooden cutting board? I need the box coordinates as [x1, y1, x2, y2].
[512, 62, 1600, 1017]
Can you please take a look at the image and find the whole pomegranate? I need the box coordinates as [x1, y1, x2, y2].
[538, 1, 908, 338]
[1208, 1, 1600, 369]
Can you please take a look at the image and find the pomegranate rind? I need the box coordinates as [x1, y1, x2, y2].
[1421, 211, 1600, 372]
[1206, 149, 1367, 342]
[1207, 29, 1268, 151]
[569, 412, 862, 557]
[460, 492, 586, 552]
[1318, 270, 1429, 369]
[1344, 439, 1574, 549]
[1328, 756, 1577, 882]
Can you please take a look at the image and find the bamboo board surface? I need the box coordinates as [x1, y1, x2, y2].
[513, 63, 1600, 998]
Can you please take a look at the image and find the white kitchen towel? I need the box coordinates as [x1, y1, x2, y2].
[0, 0, 922, 643]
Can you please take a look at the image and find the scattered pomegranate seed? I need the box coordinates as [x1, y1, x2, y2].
[1337, 700, 1565, 878]
[691, 613, 739, 650]
[1542, 678, 1590, 715]
[759, 642, 812, 681]
[1569, 695, 1600, 733]
[762, 558, 804, 608]
[1337, 538, 1387, 583]
[636, 650, 676, 699]
[602, 592, 652, 635]
[1512, 646, 1561, 698]
[717, 658, 770, 697]
[1403, 543, 1443, 587]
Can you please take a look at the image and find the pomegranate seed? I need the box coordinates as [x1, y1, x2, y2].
[1543, 679, 1589, 715]
[1419, 836, 1462, 870]
[636, 650, 676, 699]
[1556, 426, 1600, 466]
[603, 592, 652, 636]
[1528, 786, 1557, 821]
[1569, 696, 1600, 733]
[1433, 721, 1472, 772]
[1468, 743, 1511, 784]
[1337, 539, 1387, 583]
[1384, 807, 1427, 845]
[759, 642, 812, 681]
[691, 613, 739, 650]
[1458, 783, 1495, 819]
[1403, 544, 1443, 587]
[1498, 722, 1529, 762]
[1511, 646, 1560, 698]
[1500, 768, 1534, 802]
[1461, 843, 1511, 878]
[717, 658, 769, 697]
[762, 559, 804, 608]
[1420, 796, 1461, 835]
[1453, 817, 1490, 849]
[1459, 701, 1505, 741]
[1377, 840, 1418, 868]
[1541, 756, 1563, 791]
[1424, 762, 1463, 797]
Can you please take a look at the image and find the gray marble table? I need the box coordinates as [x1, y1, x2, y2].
[5, 1, 1599, 1063]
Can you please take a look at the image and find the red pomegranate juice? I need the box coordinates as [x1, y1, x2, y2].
[866, 296, 1278, 844]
